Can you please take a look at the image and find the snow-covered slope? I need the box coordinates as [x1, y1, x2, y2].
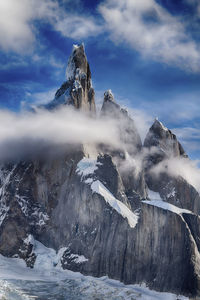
[0, 253, 188, 300]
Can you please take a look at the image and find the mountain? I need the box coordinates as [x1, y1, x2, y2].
[0, 44, 200, 298]
[45, 44, 95, 113]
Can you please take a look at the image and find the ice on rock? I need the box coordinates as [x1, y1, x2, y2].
[76, 158, 101, 179]
[104, 89, 115, 102]
[72, 80, 81, 92]
[65, 44, 79, 80]
[65, 44, 86, 81]
[154, 118, 168, 131]
[91, 180, 139, 228]
[68, 254, 88, 264]
[144, 189, 193, 215]
[23, 235, 67, 270]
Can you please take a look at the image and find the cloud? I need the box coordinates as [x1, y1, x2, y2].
[124, 108, 153, 142]
[0, 0, 58, 53]
[150, 156, 200, 192]
[0, 106, 120, 161]
[2, 0, 200, 74]
[173, 127, 200, 140]
[0, 0, 102, 53]
[0, 98, 199, 193]
[55, 14, 102, 39]
[172, 127, 200, 153]
[22, 88, 57, 109]
[99, 0, 200, 71]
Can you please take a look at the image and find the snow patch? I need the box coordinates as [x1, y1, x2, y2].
[166, 187, 176, 198]
[91, 180, 138, 228]
[84, 178, 94, 184]
[155, 118, 168, 131]
[68, 254, 88, 264]
[143, 200, 192, 215]
[15, 194, 49, 226]
[73, 44, 79, 50]
[148, 189, 162, 201]
[76, 158, 101, 179]
[24, 235, 66, 270]
[104, 89, 115, 102]
[72, 79, 82, 92]
[145, 188, 193, 215]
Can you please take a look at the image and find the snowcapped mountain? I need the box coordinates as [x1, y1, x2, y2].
[0, 44, 200, 299]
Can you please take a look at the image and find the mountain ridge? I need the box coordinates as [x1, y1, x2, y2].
[0, 44, 199, 298]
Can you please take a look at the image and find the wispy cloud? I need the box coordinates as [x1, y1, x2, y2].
[172, 127, 200, 153]
[2, 0, 200, 73]
[22, 88, 57, 108]
[0, 106, 120, 161]
[55, 14, 103, 39]
[0, 0, 58, 53]
[0, 0, 103, 53]
[150, 156, 200, 192]
[99, 0, 200, 72]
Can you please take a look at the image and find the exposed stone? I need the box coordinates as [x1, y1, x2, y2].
[0, 45, 199, 299]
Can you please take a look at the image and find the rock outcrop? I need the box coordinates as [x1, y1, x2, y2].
[143, 118, 200, 215]
[101, 89, 147, 209]
[0, 44, 200, 298]
[45, 44, 96, 113]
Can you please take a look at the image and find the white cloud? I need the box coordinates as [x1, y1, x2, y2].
[150, 156, 200, 192]
[0, 0, 102, 53]
[0, 106, 120, 161]
[0, 0, 58, 53]
[22, 88, 57, 107]
[55, 14, 102, 39]
[128, 93, 200, 126]
[124, 108, 153, 142]
[2, 0, 200, 73]
[172, 127, 200, 153]
[173, 127, 200, 140]
[99, 0, 200, 71]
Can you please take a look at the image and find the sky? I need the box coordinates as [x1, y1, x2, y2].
[0, 0, 200, 161]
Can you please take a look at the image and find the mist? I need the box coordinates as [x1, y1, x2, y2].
[0, 104, 199, 194]
[150, 155, 200, 193]
[0, 106, 120, 161]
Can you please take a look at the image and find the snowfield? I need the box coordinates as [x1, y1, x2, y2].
[0, 240, 188, 300]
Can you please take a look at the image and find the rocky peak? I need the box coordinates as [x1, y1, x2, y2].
[103, 90, 115, 103]
[45, 44, 96, 113]
[144, 118, 187, 159]
[66, 44, 90, 82]
[101, 90, 121, 116]
[100, 89, 145, 200]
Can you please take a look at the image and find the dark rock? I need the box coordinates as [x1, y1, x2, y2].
[0, 45, 200, 299]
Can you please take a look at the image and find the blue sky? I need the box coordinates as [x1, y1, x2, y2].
[0, 0, 200, 160]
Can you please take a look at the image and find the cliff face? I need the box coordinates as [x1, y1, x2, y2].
[144, 119, 200, 215]
[45, 44, 96, 113]
[0, 45, 200, 298]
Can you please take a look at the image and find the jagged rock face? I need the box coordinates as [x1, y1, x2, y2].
[101, 90, 147, 206]
[0, 45, 200, 298]
[46, 44, 96, 113]
[143, 119, 200, 215]
[101, 90, 142, 155]
[144, 119, 187, 165]
[146, 172, 200, 215]
[1, 152, 199, 296]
